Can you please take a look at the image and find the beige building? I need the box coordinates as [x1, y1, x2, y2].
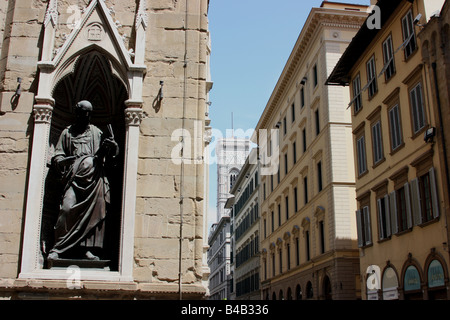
[256, 2, 368, 300]
[0, 0, 211, 299]
[328, 0, 450, 300]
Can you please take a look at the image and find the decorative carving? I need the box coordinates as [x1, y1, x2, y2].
[125, 107, 143, 126]
[87, 23, 103, 41]
[33, 105, 53, 124]
[204, 127, 212, 144]
[44, 0, 58, 27]
[135, 0, 148, 30]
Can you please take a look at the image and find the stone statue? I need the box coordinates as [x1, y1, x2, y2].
[47, 100, 119, 262]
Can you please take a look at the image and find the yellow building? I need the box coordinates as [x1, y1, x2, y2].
[255, 2, 368, 300]
[328, 0, 450, 300]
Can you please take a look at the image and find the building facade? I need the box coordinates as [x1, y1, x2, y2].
[255, 2, 368, 300]
[207, 137, 250, 300]
[0, 0, 211, 299]
[328, 0, 450, 300]
[228, 148, 260, 300]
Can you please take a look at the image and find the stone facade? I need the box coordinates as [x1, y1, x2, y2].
[328, 0, 450, 300]
[256, 2, 368, 300]
[0, 0, 211, 299]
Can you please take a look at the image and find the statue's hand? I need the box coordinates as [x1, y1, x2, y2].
[102, 138, 119, 157]
[53, 155, 75, 173]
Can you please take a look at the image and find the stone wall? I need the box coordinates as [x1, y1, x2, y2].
[0, 0, 210, 299]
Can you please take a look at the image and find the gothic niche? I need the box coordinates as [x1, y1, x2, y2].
[41, 51, 128, 271]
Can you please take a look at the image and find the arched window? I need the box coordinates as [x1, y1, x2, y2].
[382, 266, 399, 300]
[296, 284, 302, 300]
[403, 265, 422, 300]
[306, 281, 314, 299]
[287, 287, 293, 300]
[323, 276, 332, 300]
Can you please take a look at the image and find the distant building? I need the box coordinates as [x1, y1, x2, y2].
[208, 138, 250, 300]
[328, 0, 449, 300]
[227, 148, 261, 300]
[256, 2, 368, 300]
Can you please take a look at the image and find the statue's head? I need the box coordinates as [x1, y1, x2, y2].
[74, 100, 92, 126]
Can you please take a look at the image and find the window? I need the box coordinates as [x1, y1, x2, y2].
[230, 173, 237, 189]
[356, 135, 367, 176]
[302, 128, 307, 153]
[291, 103, 295, 123]
[264, 218, 267, 238]
[317, 161, 323, 192]
[356, 206, 372, 247]
[278, 204, 281, 227]
[366, 56, 378, 99]
[271, 211, 274, 232]
[293, 141, 297, 165]
[286, 243, 291, 271]
[352, 74, 362, 114]
[382, 35, 396, 80]
[315, 109, 320, 136]
[372, 121, 384, 165]
[270, 174, 274, 192]
[377, 195, 391, 240]
[304, 176, 308, 205]
[410, 83, 426, 134]
[389, 184, 413, 234]
[402, 9, 417, 59]
[272, 253, 275, 277]
[284, 153, 288, 175]
[279, 249, 283, 274]
[263, 183, 266, 200]
[410, 168, 440, 225]
[283, 116, 287, 136]
[389, 104, 403, 151]
[305, 230, 311, 261]
[277, 164, 280, 184]
[285, 196, 289, 220]
[294, 187, 298, 213]
[313, 64, 318, 88]
[300, 87, 305, 108]
[319, 220, 325, 254]
[295, 237, 300, 266]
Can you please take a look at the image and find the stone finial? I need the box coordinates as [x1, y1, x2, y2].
[135, 0, 148, 30]
[44, 0, 58, 27]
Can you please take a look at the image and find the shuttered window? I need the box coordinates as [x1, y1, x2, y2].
[356, 206, 372, 247]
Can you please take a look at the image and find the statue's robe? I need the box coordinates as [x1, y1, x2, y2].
[50, 124, 110, 257]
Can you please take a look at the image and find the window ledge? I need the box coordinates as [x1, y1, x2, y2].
[418, 217, 440, 228]
[393, 228, 413, 237]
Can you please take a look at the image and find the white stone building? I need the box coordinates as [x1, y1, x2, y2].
[207, 137, 250, 300]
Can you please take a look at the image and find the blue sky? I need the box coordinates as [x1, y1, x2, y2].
[206, 0, 369, 228]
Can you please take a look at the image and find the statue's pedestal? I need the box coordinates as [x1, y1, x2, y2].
[48, 258, 110, 271]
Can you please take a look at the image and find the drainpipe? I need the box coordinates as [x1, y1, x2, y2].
[431, 61, 450, 253]
[179, 0, 189, 300]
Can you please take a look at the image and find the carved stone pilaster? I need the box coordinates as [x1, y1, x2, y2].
[125, 107, 143, 127]
[33, 105, 53, 124]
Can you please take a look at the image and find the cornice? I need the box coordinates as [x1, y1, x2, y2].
[255, 10, 367, 135]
